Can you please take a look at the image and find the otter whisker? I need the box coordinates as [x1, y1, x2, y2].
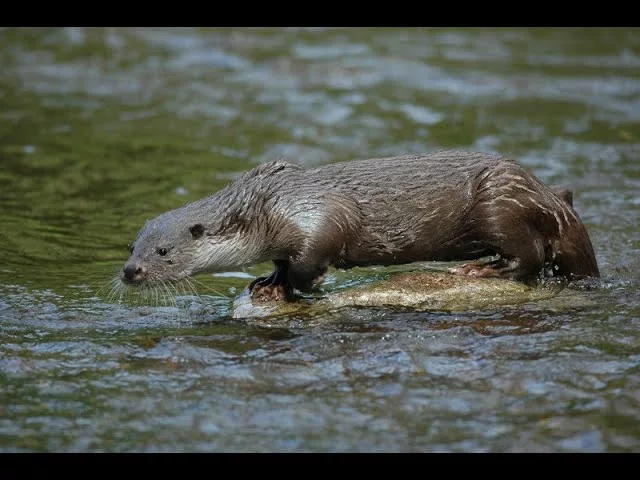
[103, 277, 119, 303]
[169, 282, 186, 321]
[130, 287, 138, 306]
[175, 279, 186, 300]
[118, 281, 128, 302]
[190, 276, 228, 299]
[141, 284, 149, 307]
[95, 277, 114, 299]
[138, 285, 149, 307]
[130, 285, 139, 306]
[184, 279, 197, 300]
[162, 279, 178, 309]
[171, 282, 181, 310]
[146, 284, 153, 307]
[104, 283, 115, 303]
[183, 279, 202, 316]
[170, 280, 181, 308]
[165, 286, 181, 321]
[181, 278, 193, 297]
[144, 284, 152, 307]
[154, 284, 162, 308]
[184, 277, 203, 300]
[157, 280, 167, 307]
[110, 282, 121, 304]
[108, 279, 127, 305]
[153, 284, 161, 308]
[182, 282, 193, 306]
[177, 282, 187, 306]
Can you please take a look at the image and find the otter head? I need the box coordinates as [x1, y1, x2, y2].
[120, 198, 266, 287]
[121, 207, 214, 286]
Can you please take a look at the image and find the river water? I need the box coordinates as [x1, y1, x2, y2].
[1, 27, 639, 452]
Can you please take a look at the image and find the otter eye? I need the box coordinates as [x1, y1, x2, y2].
[189, 223, 205, 239]
[157, 247, 168, 256]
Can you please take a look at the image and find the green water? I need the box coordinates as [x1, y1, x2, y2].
[1, 27, 639, 452]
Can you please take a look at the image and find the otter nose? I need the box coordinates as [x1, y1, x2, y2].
[123, 263, 146, 283]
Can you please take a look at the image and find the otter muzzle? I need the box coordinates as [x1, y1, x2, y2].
[122, 263, 147, 285]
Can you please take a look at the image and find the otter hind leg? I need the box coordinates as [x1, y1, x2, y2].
[450, 252, 541, 280]
[451, 224, 547, 281]
[248, 260, 294, 302]
[448, 165, 561, 281]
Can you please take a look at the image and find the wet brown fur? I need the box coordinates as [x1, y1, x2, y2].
[122, 151, 599, 301]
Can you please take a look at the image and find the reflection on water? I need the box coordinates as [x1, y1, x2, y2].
[0, 27, 639, 452]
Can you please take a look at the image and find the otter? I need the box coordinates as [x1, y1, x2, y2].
[120, 151, 600, 302]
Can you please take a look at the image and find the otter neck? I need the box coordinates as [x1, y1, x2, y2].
[194, 193, 291, 273]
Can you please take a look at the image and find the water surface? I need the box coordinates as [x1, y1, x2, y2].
[1, 27, 639, 452]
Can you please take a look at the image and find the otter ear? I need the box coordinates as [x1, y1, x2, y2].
[189, 223, 205, 239]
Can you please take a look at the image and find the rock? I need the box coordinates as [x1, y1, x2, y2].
[231, 271, 561, 320]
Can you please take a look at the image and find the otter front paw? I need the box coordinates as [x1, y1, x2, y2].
[247, 271, 293, 302]
[249, 283, 291, 302]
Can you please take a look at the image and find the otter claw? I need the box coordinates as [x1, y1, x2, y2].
[250, 283, 290, 302]
[247, 270, 293, 302]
